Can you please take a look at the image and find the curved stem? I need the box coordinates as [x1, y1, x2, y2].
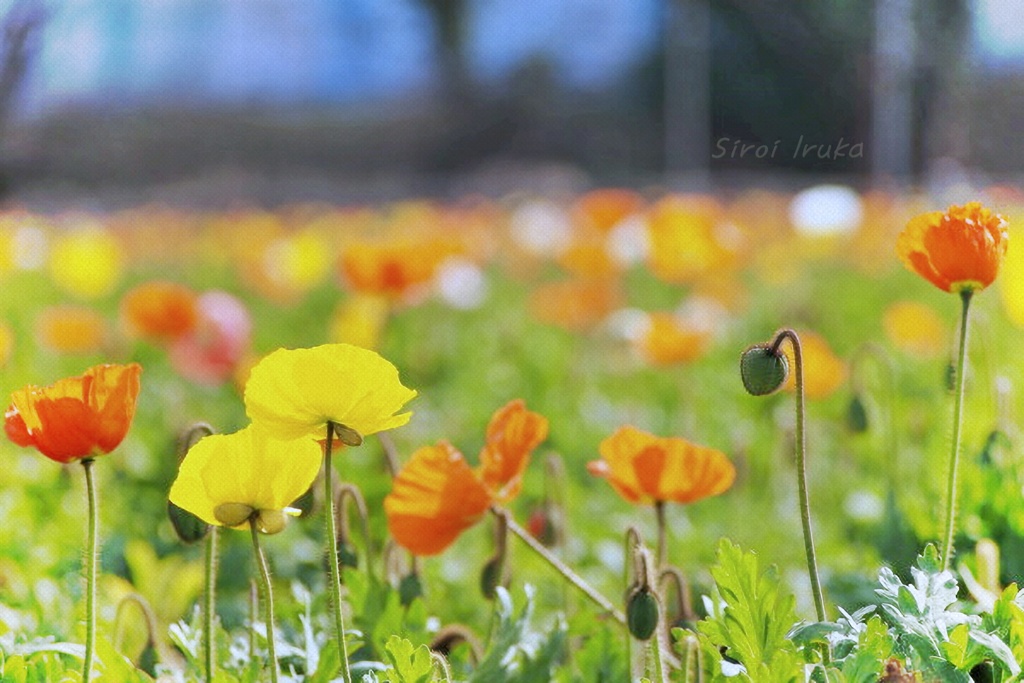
[250, 522, 279, 683]
[324, 422, 354, 683]
[654, 501, 667, 570]
[770, 329, 827, 625]
[495, 507, 625, 624]
[204, 527, 218, 682]
[942, 291, 973, 571]
[377, 431, 401, 478]
[337, 483, 375, 580]
[112, 593, 159, 665]
[82, 457, 98, 682]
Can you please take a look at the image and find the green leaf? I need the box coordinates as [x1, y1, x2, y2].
[382, 636, 434, 683]
[696, 539, 800, 680]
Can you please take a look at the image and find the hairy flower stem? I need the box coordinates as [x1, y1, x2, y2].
[250, 522, 279, 683]
[324, 422, 353, 683]
[204, 527, 218, 682]
[650, 637, 667, 683]
[82, 457, 98, 682]
[494, 507, 626, 624]
[770, 330, 827, 626]
[942, 291, 973, 571]
[654, 501, 667, 569]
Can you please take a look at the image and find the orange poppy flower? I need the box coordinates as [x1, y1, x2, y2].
[120, 280, 198, 341]
[384, 441, 493, 556]
[587, 426, 734, 505]
[5, 363, 142, 463]
[477, 399, 549, 502]
[385, 400, 548, 555]
[896, 202, 1008, 294]
[529, 278, 621, 331]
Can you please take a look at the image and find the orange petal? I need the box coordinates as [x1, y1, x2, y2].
[592, 426, 659, 504]
[477, 400, 549, 502]
[634, 438, 735, 504]
[384, 441, 492, 556]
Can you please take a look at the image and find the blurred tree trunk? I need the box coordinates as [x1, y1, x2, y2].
[664, 0, 710, 183]
[870, 0, 916, 182]
[419, 0, 471, 99]
[919, 0, 972, 182]
[0, 1, 44, 135]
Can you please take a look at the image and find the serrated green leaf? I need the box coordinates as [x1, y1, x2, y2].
[696, 539, 800, 679]
[383, 636, 434, 683]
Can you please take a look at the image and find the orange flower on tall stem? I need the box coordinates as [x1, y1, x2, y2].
[5, 362, 142, 682]
[385, 400, 548, 556]
[588, 426, 734, 566]
[896, 202, 1008, 294]
[5, 362, 142, 463]
[896, 202, 1009, 571]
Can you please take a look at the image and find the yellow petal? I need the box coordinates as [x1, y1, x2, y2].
[169, 425, 322, 530]
[244, 343, 417, 440]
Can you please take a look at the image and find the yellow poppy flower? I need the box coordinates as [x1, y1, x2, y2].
[168, 425, 321, 534]
[244, 343, 417, 441]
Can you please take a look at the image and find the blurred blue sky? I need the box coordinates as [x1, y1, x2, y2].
[12, 0, 1024, 118]
[20, 0, 660, 116]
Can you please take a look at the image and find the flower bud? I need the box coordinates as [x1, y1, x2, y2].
[167, 500, 210, 544]
[846, 395, 869, 433]
[740, 344, 789, 396]
[480, 555, 505, 600]
[626, 586, 660, 641]
[399, 572, 423, 606]
[337, 540, 359, 570]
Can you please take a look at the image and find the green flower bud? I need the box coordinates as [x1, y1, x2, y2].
[290, 486, 315, 518]
[399, 572, 423, 607]
[740, 344, 789, 396]
[337, 540, 359, 570]
[846, 395, 869, 433]
[167, 500, 210, 544]
[480, 555, 505, 600]
[626, 586, 660, 641]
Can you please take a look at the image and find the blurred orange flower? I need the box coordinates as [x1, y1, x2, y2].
[883, 300, 945, 357]
[529, 278, 621, 331]
[635, 312, 712, 366]
[340, 238, 453, 301]
[587, 426, 734, 505]
[573, 188, 644, 232]
[5, 363, 142, 463]
[782, 330, 847, 399]
[385, 400, 548, 555]
[896, 202, 1008, 294]
[35, 305, 108, 354]
[120, 281, 198, 341]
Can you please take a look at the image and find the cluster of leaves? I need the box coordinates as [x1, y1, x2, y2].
[686, 540, 1024, 683]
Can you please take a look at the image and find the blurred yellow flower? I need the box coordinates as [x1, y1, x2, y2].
[35, 305, 108, 354]
[263, 229, 332, 294]
[0, 322, 12, 367]
[168, 425, 321, 534]
[782, 330, 847, 399]
[999, 222, 1024, 327]
[883, 300, 945, 357]
[329, 295, 390, 349]
[49, 227, 123, 299]
[646, 195, 738, 284]
[244, 343, 416, 441]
